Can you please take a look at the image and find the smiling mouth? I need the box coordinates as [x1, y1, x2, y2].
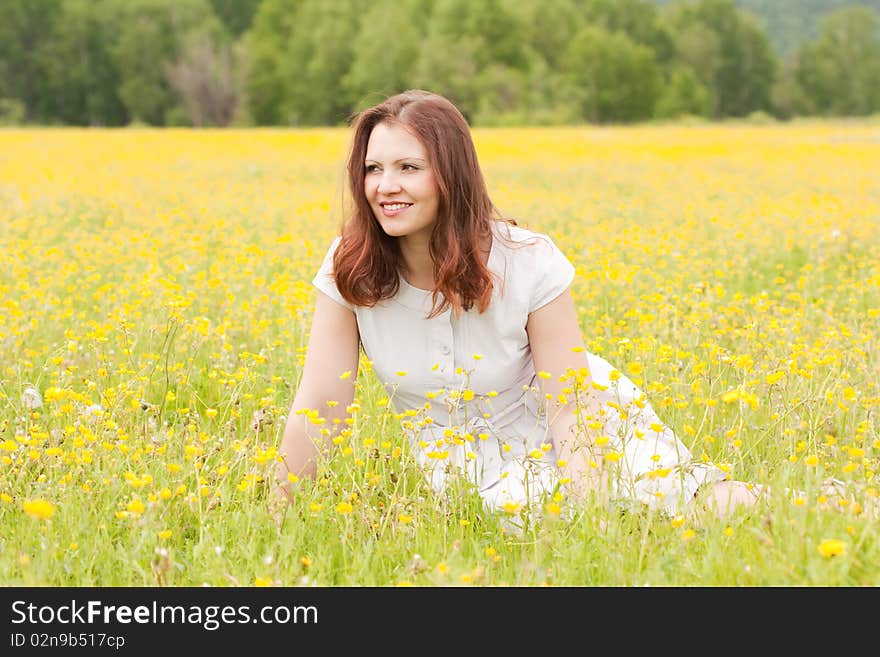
[379, 202, 413, 216]
[381, 202, 412, 211]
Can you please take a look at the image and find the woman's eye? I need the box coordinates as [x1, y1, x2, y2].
[365, 164, 379, 173]
[402, 164, 418, 171]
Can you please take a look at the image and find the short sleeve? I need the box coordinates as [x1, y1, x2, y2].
[312, 237, 355, 311]
[528, 234, 575, 313]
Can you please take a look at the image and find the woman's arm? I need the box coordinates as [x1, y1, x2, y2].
[276, 291, 360, 500]
[526, 288, 606, 500]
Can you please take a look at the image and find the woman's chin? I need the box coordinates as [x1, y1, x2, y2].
[379, 222, 413, 238]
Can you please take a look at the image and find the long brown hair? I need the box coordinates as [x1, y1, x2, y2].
[333, 90, 506, 318]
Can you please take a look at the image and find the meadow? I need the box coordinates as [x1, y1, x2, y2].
[1, 120, 878, 586]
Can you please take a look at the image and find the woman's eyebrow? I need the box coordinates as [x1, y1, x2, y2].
[364, 157, 427, 164]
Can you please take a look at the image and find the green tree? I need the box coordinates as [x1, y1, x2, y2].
[666, 19, 720, 94]
[468, 0, 530, 70]
[411, 33, 483, 121]
[412, 0, 529, 121]
[582, 0, 676, 63]
[501, 0, 586, 125]
[167, 30, 239, 126]
[111, 0, 227, 125]
[241, 0, 300, 125]
[209, 0, 261, 36]
[662, 0, 778, 117]
[563, 24, 661, 122]
[795, 6, 880, 116]
[342, 0, 429, 112]
[279, 0, 364, 125]
[0, 0, 62, 122]
[770, 58, 812, 119]
[37, 0, 127, 125]
[654, 65, 712, 118]
[513, 0, 582, 69]
[727, 0, 880, 58]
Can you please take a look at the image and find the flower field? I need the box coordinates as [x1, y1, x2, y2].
[1, 120, 878, 585]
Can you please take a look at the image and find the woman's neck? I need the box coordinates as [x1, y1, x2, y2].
[399, 235, 434, 290]
[398, 227, 495, 291]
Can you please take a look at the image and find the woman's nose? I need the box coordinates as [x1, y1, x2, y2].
[376, 171, 401, 194]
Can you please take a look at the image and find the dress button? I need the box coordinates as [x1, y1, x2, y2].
[440, 344, 451, 355]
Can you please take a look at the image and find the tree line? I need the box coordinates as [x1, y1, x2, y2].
[657, 0, 880, 56]
[1, 0, 879, 127]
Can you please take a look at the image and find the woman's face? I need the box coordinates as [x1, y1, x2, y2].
[364, 121, 440, 244]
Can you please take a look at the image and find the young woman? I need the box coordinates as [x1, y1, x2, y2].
[275, 89, 761, 521]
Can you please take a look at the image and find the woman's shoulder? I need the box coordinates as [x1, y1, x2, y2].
[492, 221, 559, 256]
[490, 220, 574, 311]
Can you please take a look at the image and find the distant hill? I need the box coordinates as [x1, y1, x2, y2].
[653, 0, 880, 58]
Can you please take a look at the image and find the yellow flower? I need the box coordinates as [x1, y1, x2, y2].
[721, 389, 740, 403]
[335, 501, 353, 515]
[23, 499, 55, 520]
[254, 577, 273, 587]
[126, 497, 145, 515]
[158, 530, 172, 540]
[817, 539, 846, 558]
[502, 501, 521, 515]
[765, 371, 784, 385]
[847, 446, 865, 459]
